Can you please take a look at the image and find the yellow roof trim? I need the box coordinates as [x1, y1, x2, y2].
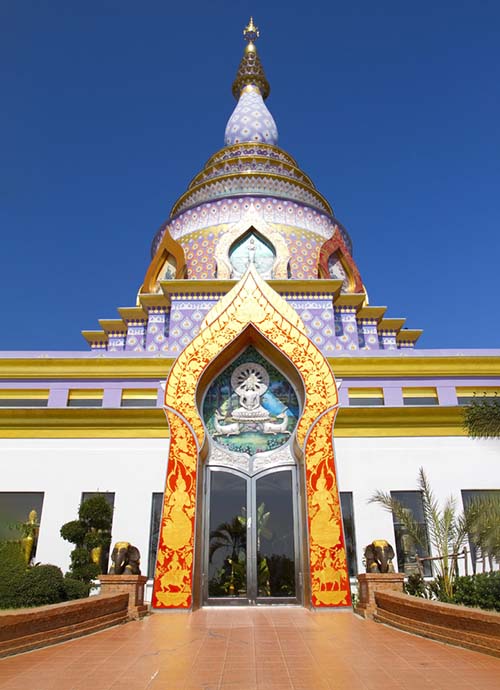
[0, 355, 499, 380]
[68, 389, 103, 399]
[333, 294, 366, 309]
[0, 406, 467, 438]
[357, 306, 387, 322]
[402, 387, 438, 398]
[348, 388, 384, 398]
[121, 389, 158, 400]
[158, 278, 346, 297]
[117, 307, 147, 322]
[98, 319, 127, 334]
[81, 331, 108, 345]
[139, 293, 171, 309]
[397, 329, 423, 343]
[456, 387, 500, 397]
[378, 318, 406, 333]
[0, 389, 49, 399]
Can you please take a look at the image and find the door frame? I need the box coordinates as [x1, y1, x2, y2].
[202, 465, 303, 606]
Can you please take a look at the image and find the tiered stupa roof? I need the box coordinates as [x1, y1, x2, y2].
[82, 19, 422, 353]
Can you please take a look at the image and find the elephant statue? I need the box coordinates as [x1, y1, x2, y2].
[108, 541, 141, 575]
[364, 539, 396, 573]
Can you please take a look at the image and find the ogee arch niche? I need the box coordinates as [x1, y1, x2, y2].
[229, 231, 276, 279]
[203, 346, 299, 456]
[201, 344, 305, 605]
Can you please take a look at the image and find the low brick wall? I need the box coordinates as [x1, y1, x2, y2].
[374, 591, 500, 658]
[0, 593, 129, 658]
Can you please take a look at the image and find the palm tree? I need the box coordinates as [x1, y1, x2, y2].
[369, 467, 468, 600]
[465, 494, 500, 568]
[463, 396, 500, 439]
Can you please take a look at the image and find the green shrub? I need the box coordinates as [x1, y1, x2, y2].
[453, 572, 500, 612]
[63, 576, 91, 600]
[404, 573, 430, 598]
[79, 497, 113, 531]
[60, 495, 112, 585]
[0, 541, 26, 609]
[59, 520, 86, 546]
[16, 565, 65, 607]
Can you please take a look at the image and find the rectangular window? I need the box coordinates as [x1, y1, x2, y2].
[402, 387, 438, 406]
[461, 489, 500, 573]
[0, 492, 44, 562]
[348, 388, 384, 407]
[340, 492, 358, 577]
[390, 490, 432, 576]
[0, 390, 49, 408]
[80, 492, 115, 573]
[148, 493, 163, 579]
[120, 389, 158, 408]
[456, 387, 500, 406]
[67, 390, 103, 407]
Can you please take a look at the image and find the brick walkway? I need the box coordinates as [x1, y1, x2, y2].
[0, 608, 499, 690]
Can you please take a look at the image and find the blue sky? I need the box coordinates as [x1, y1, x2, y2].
[1, 1, 499, 350]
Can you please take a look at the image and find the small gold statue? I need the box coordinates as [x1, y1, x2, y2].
[21, 509, 39, 565]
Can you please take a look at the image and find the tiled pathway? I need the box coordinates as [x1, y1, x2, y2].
[0, 608, 499, 690]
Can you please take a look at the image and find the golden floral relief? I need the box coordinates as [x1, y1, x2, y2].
[306, 410, 351, 607]
[152, 412, 198, 609]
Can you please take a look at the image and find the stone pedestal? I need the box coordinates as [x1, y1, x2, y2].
[355, 573, 405, 619]
[99, 575, 148, 619]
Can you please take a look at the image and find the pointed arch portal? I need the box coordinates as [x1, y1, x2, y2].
[152, 266, 351, 609]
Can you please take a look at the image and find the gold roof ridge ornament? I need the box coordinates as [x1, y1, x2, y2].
[243, 16, 259, 43]
[232, 17, 270, 100]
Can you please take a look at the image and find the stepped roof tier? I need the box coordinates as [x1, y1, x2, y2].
[82, 19, 422, 354]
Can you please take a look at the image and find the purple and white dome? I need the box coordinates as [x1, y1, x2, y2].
[225, 86, 278, 146]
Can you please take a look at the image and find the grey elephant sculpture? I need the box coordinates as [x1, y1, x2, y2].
[364, 539, 395, 573]
[108, 541, 141, 575]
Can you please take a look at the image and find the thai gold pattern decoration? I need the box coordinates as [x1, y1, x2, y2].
[306, 410, 350, 606]
[153, 412, 197, 608]
[214, 204, 290, 279]
[152, 264, 351, 609]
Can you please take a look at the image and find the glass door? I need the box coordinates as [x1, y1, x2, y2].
[204, 467, 300, 605]
[253, 468, 298, 604]
[206, 469, 249, 603]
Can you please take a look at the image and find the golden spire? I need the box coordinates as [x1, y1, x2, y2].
[232, 17, 270, 100]
[243, 17, 259, 43]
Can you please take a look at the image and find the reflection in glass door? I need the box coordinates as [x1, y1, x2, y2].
[254, 470, 296, 602]
[205, 467, 300, 605]
[207, 471, 248, 599]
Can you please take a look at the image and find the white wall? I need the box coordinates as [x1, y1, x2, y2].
[1, 435, 499, 599]
[0, 439, 169, 589]
[334, 435, 500, 573]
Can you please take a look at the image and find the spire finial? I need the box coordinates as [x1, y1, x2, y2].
[243, 17, 259, 43]
[232, 17, 270, 100]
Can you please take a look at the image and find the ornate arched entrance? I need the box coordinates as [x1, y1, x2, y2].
[152, 265, 351, 610]
[202, 345, 303, 604]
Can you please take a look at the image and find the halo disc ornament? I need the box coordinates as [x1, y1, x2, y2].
[231, 362, 269, 392]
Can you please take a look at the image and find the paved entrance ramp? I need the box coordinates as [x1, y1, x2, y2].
[0, 608, 499, 689]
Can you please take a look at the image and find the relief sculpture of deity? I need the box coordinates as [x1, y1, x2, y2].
[203, 349, 299, 457]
